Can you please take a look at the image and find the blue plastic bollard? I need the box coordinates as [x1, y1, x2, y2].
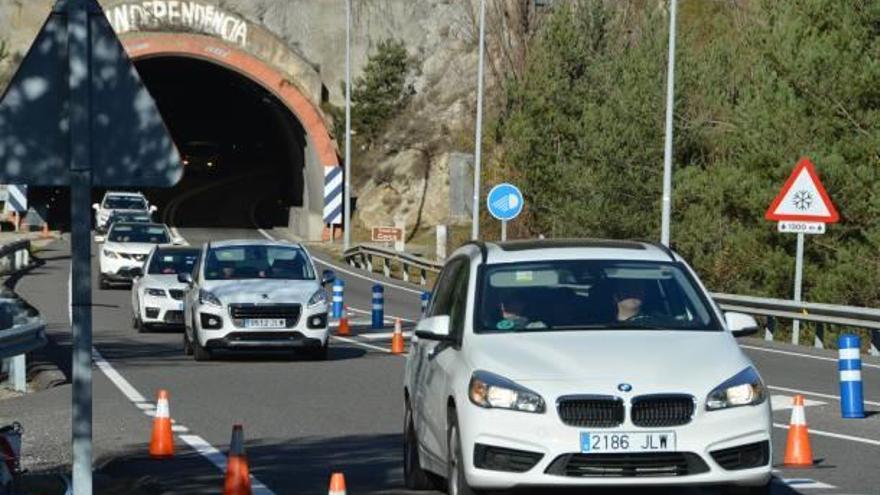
[421, 291, 431, 317]
[332, 279, 344, 319]
[372, 284, 385, 329]
[838, 334, 865, 418]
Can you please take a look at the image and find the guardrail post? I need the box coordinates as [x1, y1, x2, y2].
[366, 254, 373, 273]
[372, 284, 384, 329]
[813, 322, 825, 349]
[420, 268, 427, 286]
[869, 330, 880, 357]
[402, 262, 410, 283]
[383, 258, 390, 278]
[838, 334, 864, 419]
[8, 354, 25, 392]
[765, 316, 776, 341]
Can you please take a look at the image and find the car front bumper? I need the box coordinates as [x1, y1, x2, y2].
[457, 393, 772, 489]
[139, 293, 185, 326]
[194, 303, 329, 350]
[100, 256, 145, 282]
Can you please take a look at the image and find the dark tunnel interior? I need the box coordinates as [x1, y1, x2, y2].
[30, 56, 307, 231]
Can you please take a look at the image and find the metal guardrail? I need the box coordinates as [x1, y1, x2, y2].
[343, 243, 880, 354]
[0, 321, 47, 360]
[0, 239, 30, 277]
[0, 239, 45, 392]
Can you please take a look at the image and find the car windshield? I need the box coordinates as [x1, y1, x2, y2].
[108, 224, 170, 244]
[204, 245, 315, 281]
[104, 196, 146, 210]
[476, 260, 721, 333]
[148, 249, 200, 275]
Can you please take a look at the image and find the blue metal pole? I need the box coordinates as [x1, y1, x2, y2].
[332, 279, 344, 319]
[421, 291, 431, 317]
[838, 334, 864, 418]
[372, 284, 384, 329]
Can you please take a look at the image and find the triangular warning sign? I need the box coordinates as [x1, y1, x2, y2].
[0, 0, 182, 186]
[765, 158, 839, 223]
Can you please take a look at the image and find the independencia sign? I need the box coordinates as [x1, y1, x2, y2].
[106, 1, 249, 47]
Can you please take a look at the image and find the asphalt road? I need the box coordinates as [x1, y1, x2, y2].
[4, 227, 880, 494]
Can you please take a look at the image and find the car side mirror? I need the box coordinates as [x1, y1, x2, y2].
[92, 203, 99, 211]
[94, 235, 106, 243]
[172, 237, 187, 246]
[415, 315, 452, 341]
[177, 272, 194, 286]
[150, 205, 158, 213]
[130, 267, 143, 278]
[725, 312, 759, 337]
[321, 269, 336, 286]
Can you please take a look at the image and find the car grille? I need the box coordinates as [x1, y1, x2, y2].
[168, 289, 184, 300]
[163, 310, 184, 324]
[545, 452, 709, 478]
[557, 396, 624, 428]
[631, 395, 695, 427]
[229, 304, 302, 327]
[119, 252, 147, 261]
[711, 441, 770, 471]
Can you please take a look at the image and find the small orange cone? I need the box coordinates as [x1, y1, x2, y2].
[149, 390, 174, 459]
[783, 395, 814, 467]
[391, 318, 405, 354]
[337, 306, 351, 336]
[328, 472, 347, 495]
[41, 223, 50, 239]
[224, 425, 252, 495]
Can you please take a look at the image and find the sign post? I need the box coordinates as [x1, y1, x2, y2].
[765, 158, 839, 345]
[487, 183, 523, 241]
[0, 1, 183, 493]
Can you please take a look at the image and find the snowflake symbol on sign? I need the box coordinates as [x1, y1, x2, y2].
[793, 190, 813, 211]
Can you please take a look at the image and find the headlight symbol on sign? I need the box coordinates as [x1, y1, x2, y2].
[487, 183, 524, 221]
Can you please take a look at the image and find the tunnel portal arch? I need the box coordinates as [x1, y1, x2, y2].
[104, 0, 341, 240]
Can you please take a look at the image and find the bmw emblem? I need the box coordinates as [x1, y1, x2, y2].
[618, 383, 633, 393]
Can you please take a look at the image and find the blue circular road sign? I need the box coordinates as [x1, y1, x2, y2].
[487, 183, 524, 221]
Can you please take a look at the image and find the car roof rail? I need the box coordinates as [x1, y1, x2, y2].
[636, 239, 677, 262]
[460, 240, 488, 265]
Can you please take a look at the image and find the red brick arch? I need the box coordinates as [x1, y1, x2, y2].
[121, 32, 338, 169]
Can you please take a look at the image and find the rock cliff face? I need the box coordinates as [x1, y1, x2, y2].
[0, 0, 482, 233]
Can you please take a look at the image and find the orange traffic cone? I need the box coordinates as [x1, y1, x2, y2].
[391, 318, 405, 354]
[224, 425, 252, 495]
[328, 472, 347, 495]
[149, 390, 174, 459]
[783, 395, 814, 467]
[337, 306, 351, 336]
[40, 223, 50, 239]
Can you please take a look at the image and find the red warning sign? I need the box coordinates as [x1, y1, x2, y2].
[765, 158, 839, 223]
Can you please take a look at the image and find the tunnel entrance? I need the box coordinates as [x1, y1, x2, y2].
[138, 55, 305, 229]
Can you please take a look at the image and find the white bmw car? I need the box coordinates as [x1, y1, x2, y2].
[131, 246, 201, 332]
[180, 239, 334, 361]
[404, 239, 772, 495]
[98, 222, 183, 289]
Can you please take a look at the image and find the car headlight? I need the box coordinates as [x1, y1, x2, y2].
[198, 289, 222, 308]
[103, 249, 118, 259]
[145, 288, 166, 297]
[706, 367, 766, 411]
[307, 289, 327, 308]
[469, 370, 545, 413]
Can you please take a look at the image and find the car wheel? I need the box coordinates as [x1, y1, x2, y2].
[192, 331, 211, 362]
[183, 330, 193, 356]
[404, 402, 440, 490]
[131, 315, 139, 329]
[99, 276, 109, 290]
[447, 411, 480, 495]
[136, 318, 148, 334]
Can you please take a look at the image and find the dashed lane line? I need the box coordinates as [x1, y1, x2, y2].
[741, 344, 880, 370]
[92, 348, 276, 494]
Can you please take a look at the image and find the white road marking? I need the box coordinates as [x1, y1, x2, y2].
[92, 348, 276, 494]
[331, 335, 395, 354]
[346, 305, 417, 323]
[741, 344, 880, 370]
[770, 394, 826, 411]
[778, 477, 836, 489]
[773, 423, 880, 447]
[358, 331, 413, 341]
[767, 384, 880, 407]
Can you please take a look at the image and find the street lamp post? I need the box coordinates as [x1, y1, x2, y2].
[343, 0, 352, 250]
[660, 0, 677, 247]
[471, 0, 486, 240]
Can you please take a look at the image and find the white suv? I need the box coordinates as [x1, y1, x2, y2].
[131, 246, 201, 332]
[98, 222, 182, 288]
[93, 191, 156, 232]
[179, 239, 334, 361]
[403, 239, 772, 495]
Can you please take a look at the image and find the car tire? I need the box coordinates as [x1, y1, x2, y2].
[192, 331, 211, 362]
[446, 411, 480, 495]
[404, 402, 440, 490]
[136, 318, 148, 334]
[99, 276, 109, 290]
[183, 330, 194, 356]
[132, 315, 139, 329]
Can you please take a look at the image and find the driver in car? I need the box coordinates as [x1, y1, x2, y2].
[614, 279, 647, 322]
